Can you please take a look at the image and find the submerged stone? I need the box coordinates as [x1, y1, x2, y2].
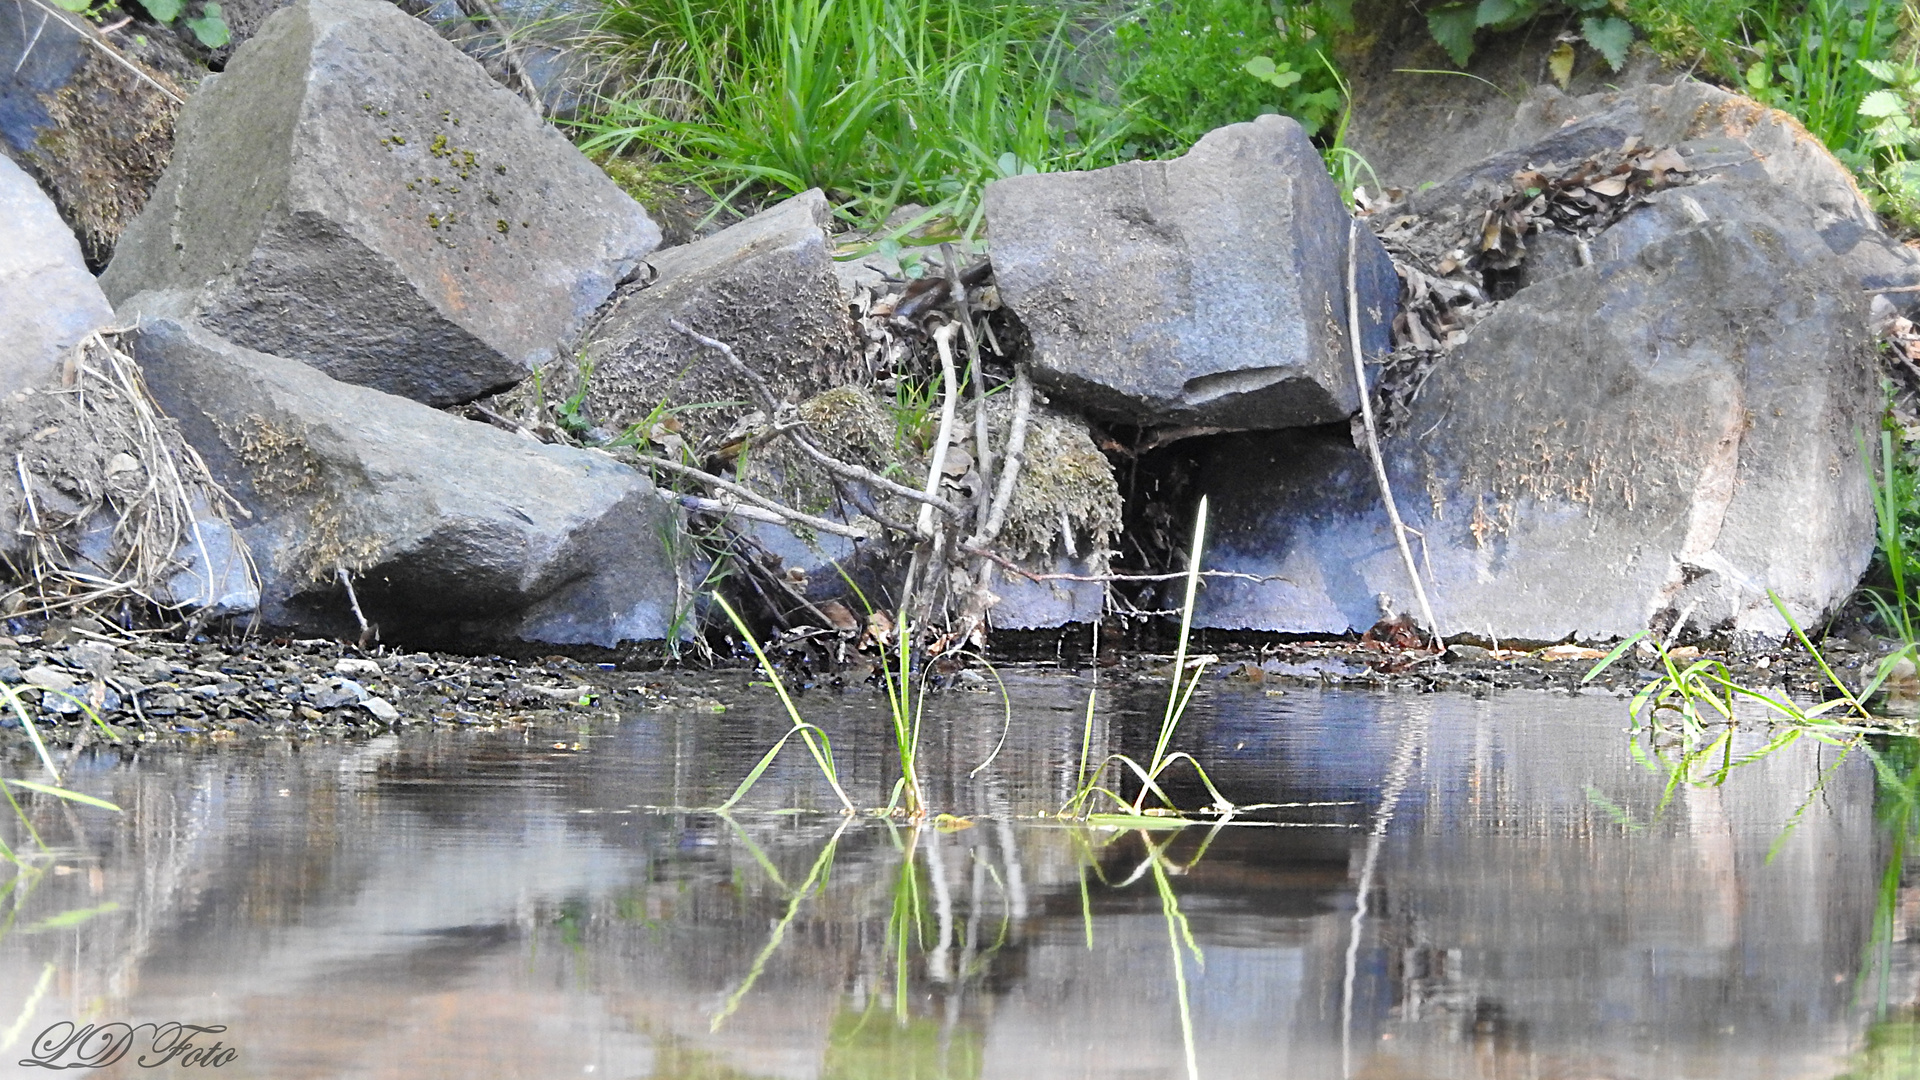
[983, 115, 1397, 430]
[100, 0, 659, 407]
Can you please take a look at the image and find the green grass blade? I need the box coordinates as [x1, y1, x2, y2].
[1582, 630, 1647, 683]
[2, 780, 119, 812]
[714, 730, 798, 813]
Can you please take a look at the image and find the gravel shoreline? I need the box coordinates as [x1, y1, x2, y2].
[0, 619, 1905, 752]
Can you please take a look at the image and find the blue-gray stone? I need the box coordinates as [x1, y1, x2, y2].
[983, 116, 1397, 430]
[0, 154, 111, 395]
[1190, 214, 1876, 643]
[122, 303, 686, 648]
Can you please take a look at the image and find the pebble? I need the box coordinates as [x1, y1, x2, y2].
[0, 631, 675, 747]
[22, 666, 75, 693]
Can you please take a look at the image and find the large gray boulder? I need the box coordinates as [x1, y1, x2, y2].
[982, 115, 1398, 430]
[1402, 79, 1920, 297]
[0, 155, 112, 395]
[575, 188, 858, 447]
[122, 295, 684, 648]
[100, 0, 659, 407]
[1191, 214, 1877, 642]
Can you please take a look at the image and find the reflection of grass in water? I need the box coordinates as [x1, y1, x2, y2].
[1859, 736, 1920, 1035]
[822, 1005, 983, 1080]
[1064, 497, 1241, 823]
[1852, 736, 1920, 1078]
[709, 817, 849, 1032]
[1073, 826, 1216, 1080]
[1839, 1008, 1920, 1080]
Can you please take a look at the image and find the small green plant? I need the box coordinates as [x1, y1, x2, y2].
[1744, 0, 1896, 157]
[1106, 0, 1344, 157]
[1582, 590, 1888, 736]
[877, 614, 929, 817]
[711, 592, 858, 815]
[554, 359, 597, 438]
[1857, 46, 1920, 223]
[1423, 0, 1634, 72]
[1064, 497, 1240, 822]
[709, 582, 945, 817]
[74, 0, 232, 48]
[579, 0, 1127, 232]
[1867, 426, 1920, 643]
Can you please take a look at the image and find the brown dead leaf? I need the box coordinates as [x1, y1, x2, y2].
[1641, 147, 1691, 175]
[1588, 176, 1629, 197]
[820, 600, 860, 634]
[1537, 644, 1607, 661]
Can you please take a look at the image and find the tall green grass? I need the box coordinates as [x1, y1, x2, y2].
[1741, 0, 1897, 157]
[579, 0, 1128, 231]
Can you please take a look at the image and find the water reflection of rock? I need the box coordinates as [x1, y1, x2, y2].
[0, 685, 1890, 1079]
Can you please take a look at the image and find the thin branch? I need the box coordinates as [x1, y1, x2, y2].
[942, 244, 993, 535]
[917, 322, 962, 537]
[15, 0, 183, 104]
[457, 0, 545, 118]
[669, 318, 963, 519]
[1025, 568, 1286, 584]
[336, 566, 373, 647]
[1348, 218, 1441, 644]
[663, 491, 866, 539]
[635, 452, 874, 540]
[972, 364, 1032, 547]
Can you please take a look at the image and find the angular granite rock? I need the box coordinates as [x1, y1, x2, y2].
[0, 155, 112, 395]
[101, 0, 659, 407]
[1191, 215, 1877, 642]
[123, 295, 683, 647]
[575, 188, 858, 446]
[982, 115, 1397, 430]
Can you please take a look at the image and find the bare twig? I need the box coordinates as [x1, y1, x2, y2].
[897, 323, 963, 623]
[336, 566, 373, 646]
[466, 404, 539, 439]
[456, 0, 545, 118]
[917, 322, 962, 538]
[13, 9, 48, 76]
[942, 245, 993, 535]
[663, 492, 861, 539]
[635, 452, 874, 540]
[669, 319, 963, 519]
[1348, 218, 1441, 644]
[973, 364, 1032, 547]
[1026, 568, 1284, 584]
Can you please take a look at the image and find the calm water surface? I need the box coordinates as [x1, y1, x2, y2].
[0, 672, 1912, 1079]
